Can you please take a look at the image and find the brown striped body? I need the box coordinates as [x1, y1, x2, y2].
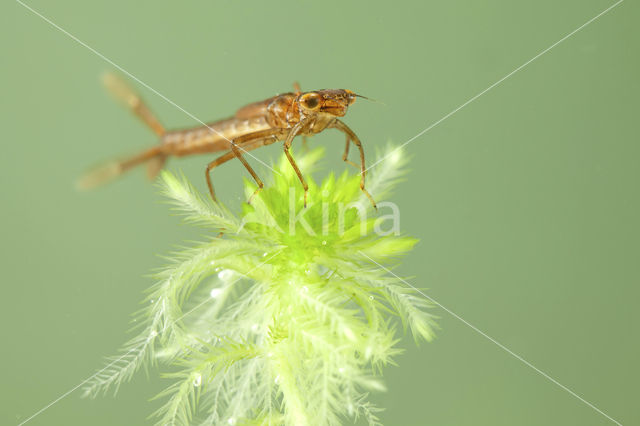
[158, 91, 344, 157]
[80, 75, 376, 208]
[161, 116, 272, 156]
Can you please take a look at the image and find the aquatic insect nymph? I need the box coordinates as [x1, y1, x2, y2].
[79, 75, 376, 208]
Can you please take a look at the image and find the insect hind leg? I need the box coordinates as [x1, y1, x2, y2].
[102, 72, 165, 136]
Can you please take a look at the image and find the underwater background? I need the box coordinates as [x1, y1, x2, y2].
[2, 1, 638, 425]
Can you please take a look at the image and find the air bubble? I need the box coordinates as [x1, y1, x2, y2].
[193, 374, 202, 387]
[369, 295, 374, 301]
[218, 269, 234, 281]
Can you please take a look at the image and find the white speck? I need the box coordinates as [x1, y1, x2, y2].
[262, 252, 268, 257]
[300, 286, 309, 293]
[149, 330, 158, 338]
[321, 240, 327, 245]
[369, 295, 374, 301]
[210, 260, 215, 265]
[210, 288, 223, 298]
[193, 374, 202, 387]
[267, 351, 274, 358]
[304, 268, 311, 275]
[149, 299, 154, 304]
[365, 346, 373, 359]
[389, 149, 401, 164]
[343, 327, 355, 341]
[274, 375, 280, 384]
[218, 269, 234, 281]
[227, 418, 236, 425]
[338, 367, 345, 374]
[251, 323, 259, 332]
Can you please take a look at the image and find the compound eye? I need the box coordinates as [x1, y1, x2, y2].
[302, 94, 321, 109]
[345, 90, 356, 104]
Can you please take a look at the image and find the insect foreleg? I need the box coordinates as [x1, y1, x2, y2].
[330, 120, 377, 209]
[282, 122, 310, 207]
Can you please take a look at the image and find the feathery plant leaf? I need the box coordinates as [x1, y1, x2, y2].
[84, 144, 436, 425]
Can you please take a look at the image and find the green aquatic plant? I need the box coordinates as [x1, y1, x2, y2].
[84, 145, 436, 425]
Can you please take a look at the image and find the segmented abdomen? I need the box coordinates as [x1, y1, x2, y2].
[162, 116, 271, 156]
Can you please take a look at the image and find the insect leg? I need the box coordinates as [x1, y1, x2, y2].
[229, 142, 265, 204]
[102, 72, 165, 137]
[205, 151, 237, 202]
[291, 83, 311, 150]
[341, 136, 359, 168]
[330, 120, 377, 209]
[282, 124, 310, 206]
[205, 129, 283, 203]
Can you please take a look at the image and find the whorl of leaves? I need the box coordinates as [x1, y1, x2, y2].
[84, 145, 436, 425]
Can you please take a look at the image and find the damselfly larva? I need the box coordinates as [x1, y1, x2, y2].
[78, 74, 376, 208]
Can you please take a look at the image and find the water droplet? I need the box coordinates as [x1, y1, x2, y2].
[369, 295, 374, 301]
[149, 299, 155, 304]
[274, 375, 280, 384]
[193, 374, 202, 387]
[218, 269, 234, 281]
[343, 327, 355, 341]
[262, 252, 268, 257]
[210, 288, 223, 298]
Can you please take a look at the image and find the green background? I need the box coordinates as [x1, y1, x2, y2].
[2, 1, 638, 425]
